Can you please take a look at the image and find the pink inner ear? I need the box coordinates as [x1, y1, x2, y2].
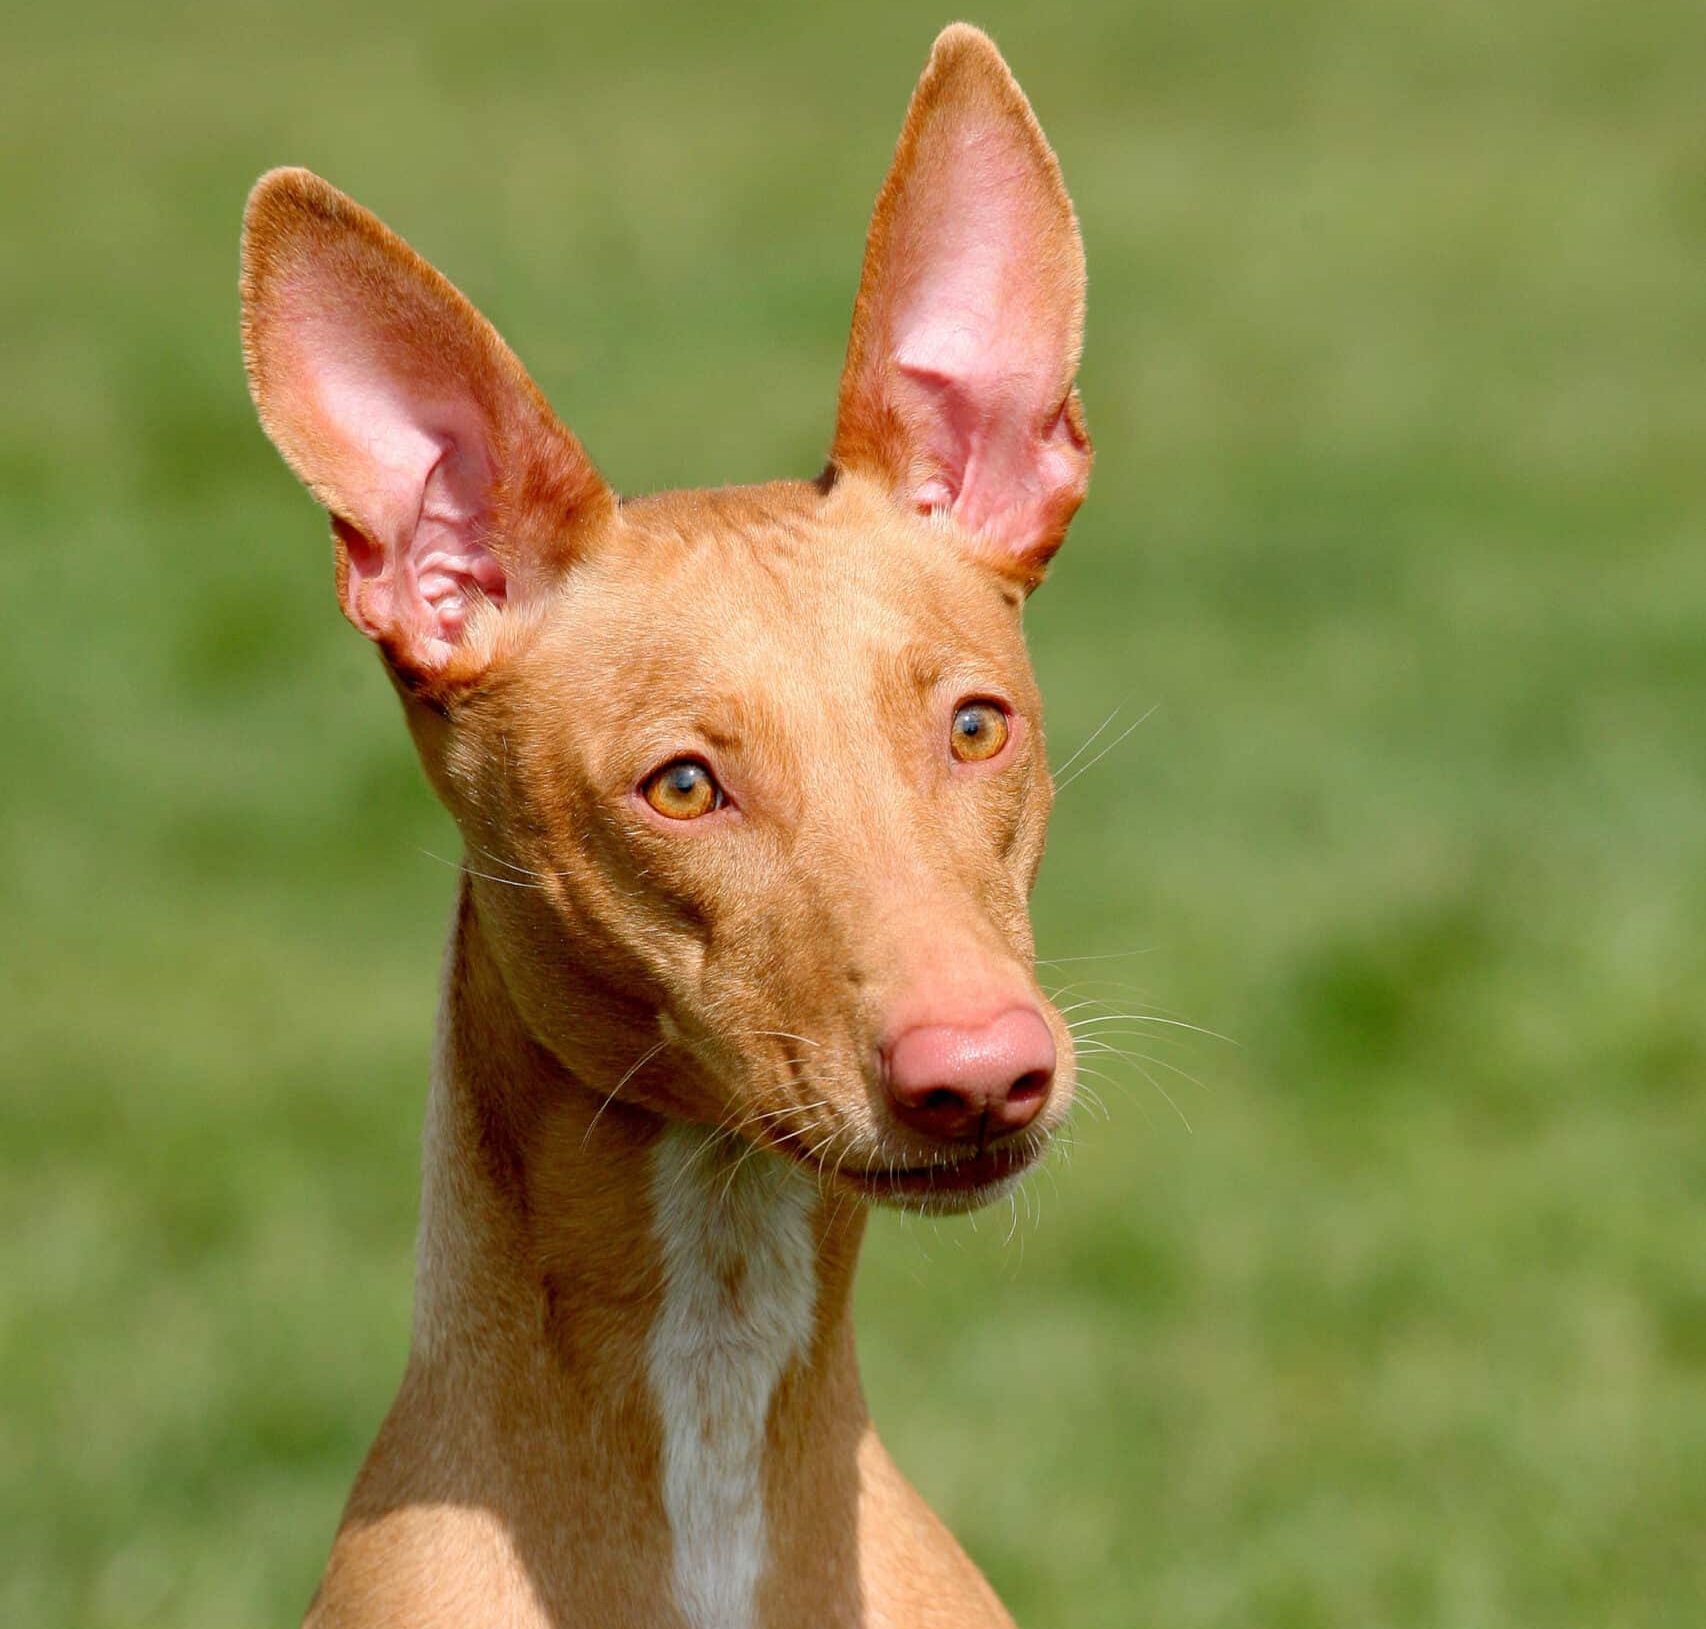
[886, 123, 1083, 555]
[281, 297, 510, 668]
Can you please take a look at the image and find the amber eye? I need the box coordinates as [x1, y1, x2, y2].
[642, 758, 723, 820]
[950, 700, 1010, 763]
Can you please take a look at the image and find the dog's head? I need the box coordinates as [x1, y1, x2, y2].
[241, 25, 1091, 1213]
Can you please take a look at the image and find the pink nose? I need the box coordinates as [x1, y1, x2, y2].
[882, 1007, 1056, 1145]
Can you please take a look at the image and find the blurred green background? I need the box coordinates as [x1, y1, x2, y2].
[3, 1, 1704, 1624]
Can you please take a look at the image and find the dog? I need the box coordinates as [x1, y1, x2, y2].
[241, 22, 1090, 1627]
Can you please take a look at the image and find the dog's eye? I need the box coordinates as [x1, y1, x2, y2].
[642, 758, 723, 820]
[950, 701, 1010, 763]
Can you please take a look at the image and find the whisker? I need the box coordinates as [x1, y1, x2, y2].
[1106, 1053, 1195, 1131]
[1073, 1027, 1201, 1060]
[1035, 948, 1157, 967]
[1066, 1013, 1239, 1046]
[1049, 701, 1124, 781]
[1078, 1035, 1214, 1094]
[1074, 1031, 1236, 1073]
[582, 1037, 674, 1149]
[1069, 1078, 1110, 1121]
[461, 838, 567, 883]
[718, 1130, 773, 1206]
[418, 849, 547, 891]
[1078, 1061, 1159, 1132]
[1053, 703, 1159, 795]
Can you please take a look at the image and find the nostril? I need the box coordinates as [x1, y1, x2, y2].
[1009, 1069, 1051, 1105]
[921, 1087, 964, 1116]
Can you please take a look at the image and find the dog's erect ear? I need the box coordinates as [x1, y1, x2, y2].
[832, 25, 1091, 590]
[241, 169, 613, 693]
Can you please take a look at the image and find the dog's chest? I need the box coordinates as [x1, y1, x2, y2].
[646, 1127, 818, 1629]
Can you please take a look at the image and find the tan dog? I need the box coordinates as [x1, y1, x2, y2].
[242, 22, 1091, 1628]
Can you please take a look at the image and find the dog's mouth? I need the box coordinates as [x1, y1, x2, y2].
[830, 1139, 1041, 1209]
[760, 1121, 1047, 1213]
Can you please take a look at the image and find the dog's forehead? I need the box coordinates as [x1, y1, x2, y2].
[539, 479, 1028, 697]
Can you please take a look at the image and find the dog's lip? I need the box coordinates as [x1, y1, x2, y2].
[764, 1126, 1043, 1198]
[834, 1141, 1039, 1197]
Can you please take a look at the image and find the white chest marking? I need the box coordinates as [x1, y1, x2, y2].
[647, 1126, 818, 1629]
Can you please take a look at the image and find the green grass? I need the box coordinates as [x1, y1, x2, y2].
[3, 1, 1704, 1624]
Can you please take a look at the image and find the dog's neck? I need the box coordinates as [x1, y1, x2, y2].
[335, 880, 871, 1627]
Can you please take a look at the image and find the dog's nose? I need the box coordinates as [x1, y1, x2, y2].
[882, 1007, 1056, 1144]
